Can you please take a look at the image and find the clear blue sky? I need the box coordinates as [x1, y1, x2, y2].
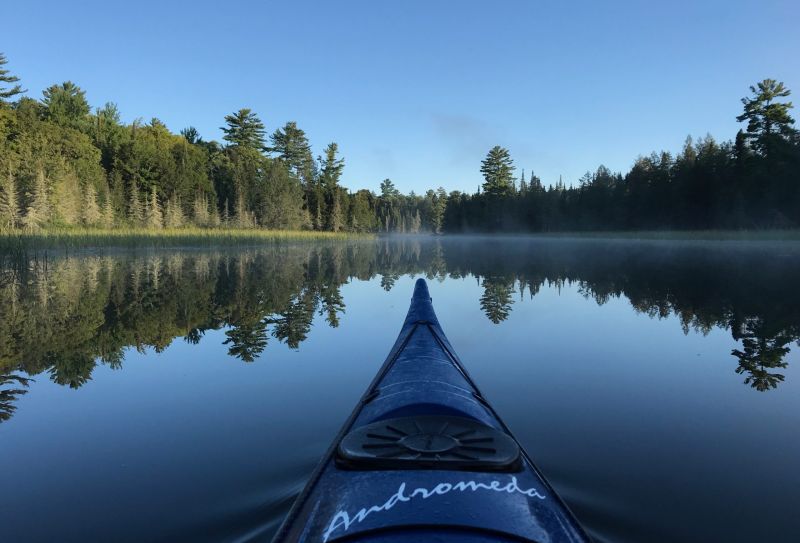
[5, 0, 799, 193]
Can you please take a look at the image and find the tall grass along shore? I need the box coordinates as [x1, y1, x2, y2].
[0, 227, 372, 251]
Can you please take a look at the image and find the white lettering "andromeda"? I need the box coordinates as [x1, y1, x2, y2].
[322, 476, 546, 541]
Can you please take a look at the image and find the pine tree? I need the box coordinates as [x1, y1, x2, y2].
[144, 187, 163, 229]
[328, 190, 343, 232]
[234, 189, 252, 228]
[480, 146, 515, 197]
[54, 173, 80, 225]
[0, 173, 20, 228]
[530, 170, 542, 191]
[22, 169, 50, 231]
[0, 52, 25, 104]
[82, 182, 102, 226]
[128, 181, 143, 226]
[518, 168, 527, 194]
[737, 79, 796, 159]
[412, 209, 422, 233]
[210, 205, 220, 227]
[432, 187, 447, 234]
[193, 193, 210, 226]
[222, 198, 230, 226]
[181, 126, 201, 145]
[42, 81, 90, 129]
[101, 191, 115, 229]
[221, 108, 265, 149]
[319, 142, 345, 230]
[270, 121, 314, 182]
[164, 194, 185, 228]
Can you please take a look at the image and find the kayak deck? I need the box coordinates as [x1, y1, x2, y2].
[273, 279, 589, 542]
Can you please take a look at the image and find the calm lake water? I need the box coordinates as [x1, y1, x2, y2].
[1, 237, 799, 542]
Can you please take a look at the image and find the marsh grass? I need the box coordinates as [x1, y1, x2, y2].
[0, 227, 372, 251]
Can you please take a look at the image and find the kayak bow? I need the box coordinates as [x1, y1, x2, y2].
[273, 278, 590, 542]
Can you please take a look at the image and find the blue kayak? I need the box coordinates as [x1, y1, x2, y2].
[273, 278, 590, 542]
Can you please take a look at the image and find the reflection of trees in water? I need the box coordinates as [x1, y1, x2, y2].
[731, 317, 792, 391]
[479, 278, 515, 324]
[1, 373, 32, 422]
[0, 238, 798, 423]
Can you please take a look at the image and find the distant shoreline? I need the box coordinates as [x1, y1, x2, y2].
[2, 228, 799, 252]
[0, 228, 372, 251]
[431, 230, 800, 241]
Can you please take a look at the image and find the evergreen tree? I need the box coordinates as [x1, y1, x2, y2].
[234, 189, 253, 228]
[101, 190, 115, 228]
[164, 194, 185, 228]
[128, 181, 143, 225]
[221, 108, 265, 149]
[0, 173, 20, 228]
[411, 209, 422, 233]
[269, 121, 314, 181]
[319, 142, 345, 230]
[737, 79, 796, 159]
[42, 81, 90, 129]
[222, 198, 230, 226]
[0, 52, 25, 104]
[328, 191, 343, 231]
[193, 193, 210, 226]
[181, 126, 201, 145]
[318, 142, 344, 192]
[22, 169, 50, 231]
[519, 168, 528, 194]
[144, 186, 163, 229]
[82, 182, 102, 226]
[530, 170, 542, 191]
[480, 146, 515, 197]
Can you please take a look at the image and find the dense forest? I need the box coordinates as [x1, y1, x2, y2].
[0, 52, 798, 234]
[2, 237, 798, 422]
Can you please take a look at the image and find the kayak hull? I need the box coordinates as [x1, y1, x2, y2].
[273, 279, 589, 542]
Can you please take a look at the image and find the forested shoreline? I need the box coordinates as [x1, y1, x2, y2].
[0, 52, 798, 237]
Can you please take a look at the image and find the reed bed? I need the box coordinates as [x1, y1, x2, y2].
[0, 227, 373, 251]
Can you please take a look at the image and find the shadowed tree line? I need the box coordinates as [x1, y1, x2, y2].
[447, 79, 799, 231]
[1, 54, 796, 235]
[1, 238, 798, 421]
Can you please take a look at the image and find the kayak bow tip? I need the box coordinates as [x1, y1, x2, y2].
[412, 278, 431, 301]
[405, 278, 438, 326]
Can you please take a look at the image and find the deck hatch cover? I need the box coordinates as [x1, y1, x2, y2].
[337, 415, 521, 471]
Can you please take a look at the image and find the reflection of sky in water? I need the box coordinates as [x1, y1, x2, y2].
[1, 241, 799, 542]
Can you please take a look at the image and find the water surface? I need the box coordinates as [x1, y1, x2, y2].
[1, 237, 799, 542]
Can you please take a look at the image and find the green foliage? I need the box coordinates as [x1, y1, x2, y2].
[222, 108, 265, 149]
[270, 121, 315, 183]
[181, 126, 201, 144]
[1, 239, 796, 423]
[1, 65, 797, 237]
[0, 173, 20, 228]
[481, 145, 515, 197]
[319, 143, 345, 231]
[258, 159, 307, 229]
[144, 186, 163, 229]
[737, 79, 796, 158]
[42, 81, 90, 130]
[0, 53, 25, 104]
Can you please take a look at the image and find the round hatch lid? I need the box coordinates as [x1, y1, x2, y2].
[337, 415, 521, 471]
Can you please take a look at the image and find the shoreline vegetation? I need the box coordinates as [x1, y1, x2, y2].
[1, 52, 798, 241]
[0, 227, 369, 251]
[1, 227, 799, 252]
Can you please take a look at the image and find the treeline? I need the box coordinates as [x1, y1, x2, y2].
[0, 53, 445, 234]
[449, 79, 800, 231]
[1, 52, 798, 234]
